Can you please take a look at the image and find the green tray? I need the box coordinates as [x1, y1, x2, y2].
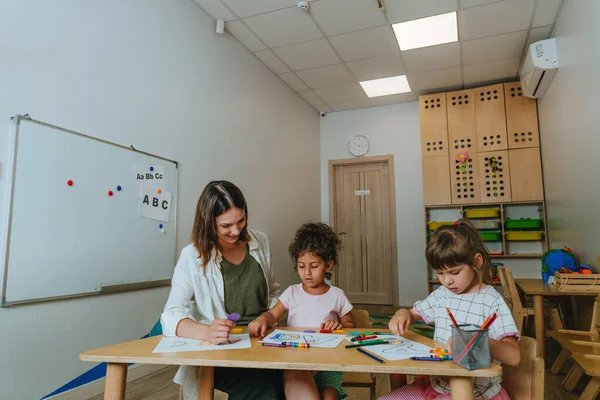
[505, 218, 543, 230]
[480, 231, 501, 241]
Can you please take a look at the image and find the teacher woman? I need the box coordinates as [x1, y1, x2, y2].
[161, 180, 283, 399]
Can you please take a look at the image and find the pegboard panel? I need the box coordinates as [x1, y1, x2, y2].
[446, 89, 477, 154]
[419, 94, 448, 158]
[509, 147, 544, 201]
[451, 153, 480, 204]
[422, 156, 451, 206]
[504, 82, 540, 149]
[478, 151, 512, 203]
[475, 84, 508, 152]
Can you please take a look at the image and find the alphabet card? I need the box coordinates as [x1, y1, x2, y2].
[133, 164, 166, 198]
[345, 335, 433, 361]
[139, 184, 172, 222]
[153, 334, 251, 353]
[261, 329, 346, 349]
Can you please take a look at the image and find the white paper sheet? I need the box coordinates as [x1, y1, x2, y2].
[345, 335, 433, 361]
[153, 334, 251, 353]
[261, 329, 346, 349]
[133, 165, 166, 198]
[139, 185, 172, 222]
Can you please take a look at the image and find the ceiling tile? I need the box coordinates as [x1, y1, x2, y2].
[314, 83, 368, 103]
[329, 26, 399, 62]
[193, 0, 238, 21]
[460, 0, 535, 40]
[406, 66, 462, 91]
[273, 39, 340, 70]
[296, 64, 356, 89]
[385, 0, 458, 23]
[243, 7, 322, 48]
[463, 57, 521, 85]
[254, 49, 290, 73]
[402, 42, 461, 73]
[226, 21, 266, 52]
[532, 0, 562, 27]
[345, 53, 406, 81]
[370, 93, 418, 106]
[526, 25, 553, 49]
[298, 90, 324, 106]
[328, 98, 373, 112]
[462, 30, 527, 65]
[222, 0, 298, 18]
[279, 73, 309, 91]
[310, 0, 388, 36]
[460, 0, 504, 9]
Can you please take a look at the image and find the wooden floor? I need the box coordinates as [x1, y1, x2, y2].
[89, 365, 586, 400]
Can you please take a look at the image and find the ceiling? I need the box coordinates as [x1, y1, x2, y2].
[192, 0, 562, 113]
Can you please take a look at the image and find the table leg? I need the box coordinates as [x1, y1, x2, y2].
[104, 363, 127, 400]
[449, 376, 474, 400]
[533, 295, 545, 360]
[198, 366, 215, 400]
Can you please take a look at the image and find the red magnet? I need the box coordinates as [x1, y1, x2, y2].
[108, 190, 113, 196]
[67, 180, 73, 186]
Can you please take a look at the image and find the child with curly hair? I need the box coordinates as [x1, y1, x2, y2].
[249, 222, 355, 400]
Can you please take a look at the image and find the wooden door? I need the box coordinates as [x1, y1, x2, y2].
[475, 84, 508, 152]
[504, 82, 540, 149]
[422, 155, 451, 206]
[331, 157, 397, 305]
[509, 148, 544, 201]
[478, 151, 512, 203]
[419, 94, 448, 158]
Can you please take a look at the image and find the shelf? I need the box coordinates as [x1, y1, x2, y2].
[425, 201, 544, 209]
[490, 254, 542, 258]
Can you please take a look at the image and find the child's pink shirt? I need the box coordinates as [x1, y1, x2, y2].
[278, 284, 353, 327]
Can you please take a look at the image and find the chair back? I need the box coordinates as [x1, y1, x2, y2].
[351, 309, 372, 329]
[498, 267, 526, 314]
[502, 336, 544, 400]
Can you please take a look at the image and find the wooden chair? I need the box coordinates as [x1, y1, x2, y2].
[569, 353, 600, 400]
[502, 336, 545, 400]
[497, 266, 564, 333]
[341, 309, 377, 400]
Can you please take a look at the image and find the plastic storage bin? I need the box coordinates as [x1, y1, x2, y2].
[506, 231, 543, 241]
[464, 208, 500, 219]
[427, 221, 454, 231]
[504, 218, 543, 230]
[472, 220, 501, 230]
[480, 231, 502, 241]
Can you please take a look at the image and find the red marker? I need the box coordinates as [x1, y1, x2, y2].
[320, 329, 332, 333]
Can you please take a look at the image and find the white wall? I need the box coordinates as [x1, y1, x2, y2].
[320, 103, 428, 306]
[0, 1, 319, 398]
[538, 0, 600, 260]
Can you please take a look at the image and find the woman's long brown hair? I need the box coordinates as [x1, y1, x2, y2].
[426, 218, 492, 284]
[191, 181, 250, 267]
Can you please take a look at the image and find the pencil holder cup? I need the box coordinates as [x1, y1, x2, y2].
[451, 325, 491, 370]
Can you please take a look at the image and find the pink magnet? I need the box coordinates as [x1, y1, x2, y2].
[67, 180, 73, 186]
[108, 190, 113, 196]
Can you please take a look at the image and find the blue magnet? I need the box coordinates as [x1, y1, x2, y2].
[117, 186, 122, 191]
[159, 224, 163, 229]
[150, 166, 154, 172]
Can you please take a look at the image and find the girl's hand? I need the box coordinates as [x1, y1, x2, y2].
[248, 315, 270, 337]
[209, 318, 235, 344]
[321, 320, 342, 331]
[389, 309, 412, 336]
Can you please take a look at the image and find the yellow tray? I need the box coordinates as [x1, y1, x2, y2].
[506, 231, 544, 241]
[427, 221, 454, 231]
[464, 208, 500, 219]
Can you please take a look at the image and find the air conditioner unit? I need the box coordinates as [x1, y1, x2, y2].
[520, 38, 559, 98]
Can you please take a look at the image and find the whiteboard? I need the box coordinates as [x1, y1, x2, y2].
[2, 116, 177, 306]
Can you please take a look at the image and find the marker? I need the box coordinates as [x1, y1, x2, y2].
[304, 329, 315, 333]
[320, 329, 332, 333]
[231, 328, 244, 334]
[262, 342, 309, 348]
[350, 331, 395, 336]
[357, 347, 385, 364]
[446, 308, 459, 328]
[227, 313, 241, 322]
[333, 330, 345, 334]
[345, 339, 390, 348]
[410, 357, 444, 362]
[351, 335, 377, 342]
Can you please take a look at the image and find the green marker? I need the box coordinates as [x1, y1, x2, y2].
[345, 339, 390, 348]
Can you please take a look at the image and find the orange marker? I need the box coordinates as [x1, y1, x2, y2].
[446, 308, 459, 328]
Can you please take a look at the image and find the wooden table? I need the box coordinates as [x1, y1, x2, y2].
[515, 279, 600, 361]
[80, 328, 502, 400]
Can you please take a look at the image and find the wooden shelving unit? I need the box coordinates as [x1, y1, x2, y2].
[425, 201, 549, 292]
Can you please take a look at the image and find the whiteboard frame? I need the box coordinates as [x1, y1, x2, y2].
[1, 115, 178, 307]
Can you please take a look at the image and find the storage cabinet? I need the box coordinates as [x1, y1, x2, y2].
[447, 89, 477, 153]
[422, 156, 451, 206]
[478, 150, 512, 203]
[419, 94, 448, 158]
[475, 84, 508, 152]
[509, 147, 544, 201]
[450, 153, 480, 204]
[504, 82, 540, 149]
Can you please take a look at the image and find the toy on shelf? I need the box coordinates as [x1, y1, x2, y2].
[541, 247, 577, 283]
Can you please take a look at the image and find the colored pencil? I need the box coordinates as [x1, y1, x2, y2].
[345, 339, 389, 348]
[349, 331, 395, 336]
[410, 357, 444, 362]
[455, 312, 498, 362]
[446, 308, 459, 328]
[357, 347, 385, 363]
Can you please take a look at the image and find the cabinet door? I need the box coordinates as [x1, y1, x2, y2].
[509, 148, 544, 201]
[447, 89, 477, 154]
[420, 94, 448, 158]
[475, 84, 508, 152]
[478, 151, 512, 203]
[422, 156, 451, 206]
[451, 153, 480, 204]
[504, 82, 540, 149]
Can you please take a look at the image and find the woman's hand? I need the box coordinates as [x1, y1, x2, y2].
[248, 315, 270, 337]
[389, 309, 412, 336]
[321, 320, 342, 331]
[209, 318, 235, 344]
